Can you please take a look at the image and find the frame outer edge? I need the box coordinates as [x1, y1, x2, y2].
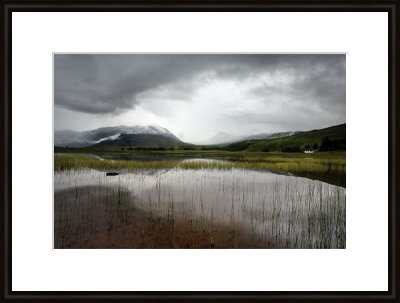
[2, 2, 399, 302]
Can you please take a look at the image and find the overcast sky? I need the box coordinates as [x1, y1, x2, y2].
[54, 54, 345, 143]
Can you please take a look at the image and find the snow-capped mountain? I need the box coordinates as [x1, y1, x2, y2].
[54, 125, 183, 148]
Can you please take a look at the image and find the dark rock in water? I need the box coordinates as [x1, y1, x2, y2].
[106, 172, 119, 176]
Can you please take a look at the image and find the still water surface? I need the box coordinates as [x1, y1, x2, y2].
[54, 158, 346, 248]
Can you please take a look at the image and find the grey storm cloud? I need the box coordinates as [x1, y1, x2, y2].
[54, 54, 345, 115]
[54, 54, 345, 141]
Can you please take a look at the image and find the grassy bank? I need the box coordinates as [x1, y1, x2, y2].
[54, 151, 345, 187]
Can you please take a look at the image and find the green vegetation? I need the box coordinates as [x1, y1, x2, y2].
[54, 124, 346, 186]
[54, 150, 345, 187]
[226, 123, 345, 152]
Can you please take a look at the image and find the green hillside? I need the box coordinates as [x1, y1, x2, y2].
[226, 123, 346, 152]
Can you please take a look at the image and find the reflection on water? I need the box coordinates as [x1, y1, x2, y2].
[55, 167, 345, 248]
[99, 153, 180, 161]
[181, 158, 230, 164]
[91, 153, 234, 163]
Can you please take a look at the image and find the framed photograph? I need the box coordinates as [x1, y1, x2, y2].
[1, 1, 398, 302]
[53, 52, 346, 250]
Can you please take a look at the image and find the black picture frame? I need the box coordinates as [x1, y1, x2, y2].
[1, 1, 399, 302]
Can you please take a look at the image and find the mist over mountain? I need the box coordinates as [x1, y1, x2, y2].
[200, 130, 298, 146]
[54, 123, 345, 152]
[240, 131, 298, 141]
[54, 125, 182, 148]
[200, 132, 237, 145]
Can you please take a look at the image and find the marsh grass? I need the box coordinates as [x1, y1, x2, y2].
[54, 153, 345, 186]
[54, 168, 345, 249]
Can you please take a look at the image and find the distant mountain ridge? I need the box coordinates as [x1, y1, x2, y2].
[93, 133, 187, 148]
[226, 124, 346, 152]
[239, 131, 298, 142]
[203, 130, 298, 145]
[55, 123, 345, 151]
[54, 125, 183, 148]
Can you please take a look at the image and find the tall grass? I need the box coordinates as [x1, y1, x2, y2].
[54, 168, 345, 248]
[54, 154, 345, 186]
